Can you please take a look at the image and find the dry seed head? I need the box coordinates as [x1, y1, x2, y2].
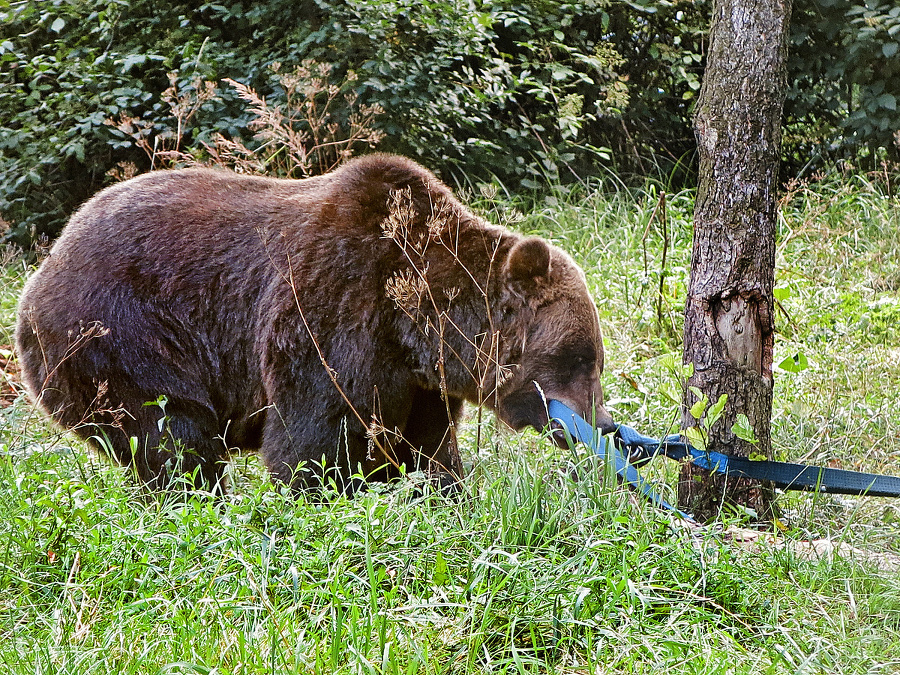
[502, 208, 526, 226]
[381, 187, 416, 241]
[105, 161, 139, 182]
[69, 320, 110, 342]
[192, 78, 217, 104]
[366, 417, 387, 441]
[385, 268, 428, 312]
[425, 196, 456, 241]
[495, 364, 515, 388]
[479, 183, 499, 200]
[365, 416, 401, 462]
[279, 69, 303, 92]
[34, 235, 51, 260]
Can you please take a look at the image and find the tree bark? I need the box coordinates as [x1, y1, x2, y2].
[679, 0, 792, 522]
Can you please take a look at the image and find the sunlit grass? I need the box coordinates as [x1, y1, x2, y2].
[3, 171, 900, 673]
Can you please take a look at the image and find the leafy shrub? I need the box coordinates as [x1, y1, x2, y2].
[0, 0, 239, 245]
[1, 0, 897, 248]
[786, 0, 900, 168]
[0, 0, 702, 246]
[107, 63, 385, 178]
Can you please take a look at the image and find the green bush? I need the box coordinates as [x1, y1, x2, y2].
[1, 0, 897, 248]
[786, 0, 900, 167]
[0, 0, 706, 246]
[0, 0, 250, 244]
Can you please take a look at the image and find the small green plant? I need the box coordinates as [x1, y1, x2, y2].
[731, 413, 759, 447]
[682, 389, 727, 453]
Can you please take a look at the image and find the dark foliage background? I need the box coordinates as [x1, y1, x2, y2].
[1, 0, 898, 246]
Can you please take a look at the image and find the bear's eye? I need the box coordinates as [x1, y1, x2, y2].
[551, 344, 596, 376]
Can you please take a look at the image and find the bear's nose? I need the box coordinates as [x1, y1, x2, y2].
[549, 419, 571, 449]
[597, 417, 617, 436]
[594, 405, 617, 436]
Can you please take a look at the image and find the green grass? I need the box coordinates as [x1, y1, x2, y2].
[3, 172, 900, 673]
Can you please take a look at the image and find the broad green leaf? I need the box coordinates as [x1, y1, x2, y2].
[688, 387, 707, 420]
[778, 352, 809, 373]
[707, 394, 728, 427]
[432, 550, 450, 586]
[773, 287, 791, 302]
[121, 54, 147, 72]
[659, 382, 681, 404]
[684, 425, 706, 452]
[659, 353, 676, 371]
[689, 398, 707, 420]
[732, 413, 759, 444]
[876, 93, 897, 111]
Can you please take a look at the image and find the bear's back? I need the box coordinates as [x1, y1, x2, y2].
[54, 168, 317, 262]
[18, 155, 471, 349]
[51, 154, 452, 258]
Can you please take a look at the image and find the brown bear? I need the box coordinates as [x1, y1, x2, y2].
[15, 154, 615, 493]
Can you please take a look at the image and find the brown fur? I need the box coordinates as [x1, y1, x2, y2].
[15, 154, 614, 493]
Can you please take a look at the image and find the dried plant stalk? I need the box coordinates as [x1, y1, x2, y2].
[106, 61, 384, 178]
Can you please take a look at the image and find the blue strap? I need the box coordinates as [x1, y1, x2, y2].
[617, 424, 900, 498]
[547, 400, 696, 521]
[549, 399, 900, 519]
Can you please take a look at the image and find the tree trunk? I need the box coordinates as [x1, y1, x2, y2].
[679, 0, 792, 523]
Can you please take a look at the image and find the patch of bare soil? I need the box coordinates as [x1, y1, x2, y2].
[0, 345, 21, 407]
[722, 525, 900, 572]
[670, 514, 900, 573]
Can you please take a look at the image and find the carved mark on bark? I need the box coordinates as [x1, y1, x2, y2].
[713, 293, 762, 374]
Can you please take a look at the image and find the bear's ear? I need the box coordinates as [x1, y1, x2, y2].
[504, 237, 551, 295]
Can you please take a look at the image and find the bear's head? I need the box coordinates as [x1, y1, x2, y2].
[493, 237, 615, 446]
